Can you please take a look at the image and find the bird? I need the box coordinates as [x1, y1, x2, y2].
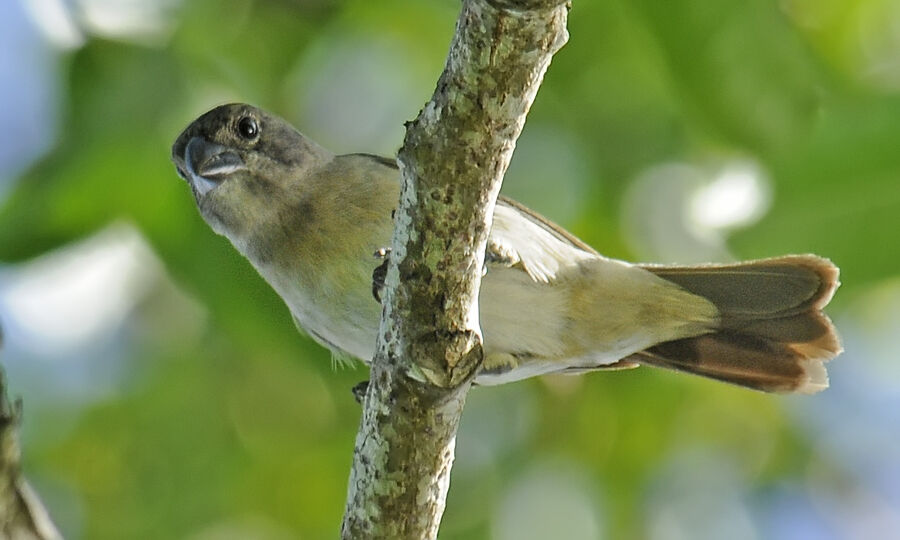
[172, 103, 841, 394]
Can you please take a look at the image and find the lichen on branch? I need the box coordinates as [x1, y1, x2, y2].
[341, 1, 569, 538]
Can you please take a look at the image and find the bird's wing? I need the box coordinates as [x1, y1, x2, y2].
[488, 196, 598, 283]
[352, 151, 598, 284]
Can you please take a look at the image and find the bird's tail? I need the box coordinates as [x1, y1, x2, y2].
[633, 255, 841, 393]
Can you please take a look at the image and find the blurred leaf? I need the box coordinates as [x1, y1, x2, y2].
[734, 95, 900, 290]
[1, 1, 898, 538]
[631, 0, 824, 156]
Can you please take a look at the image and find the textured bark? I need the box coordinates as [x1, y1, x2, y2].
[341, 1, 570, 538]
[0, 347, 61, 540]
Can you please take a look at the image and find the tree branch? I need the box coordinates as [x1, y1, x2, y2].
[0, 329, 61, 540]
[341, 1, 569, 538]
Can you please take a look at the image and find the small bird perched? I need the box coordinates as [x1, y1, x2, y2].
[172, 103, 841, 393]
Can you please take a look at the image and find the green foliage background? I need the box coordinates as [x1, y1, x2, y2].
[1, 0, 899, 538]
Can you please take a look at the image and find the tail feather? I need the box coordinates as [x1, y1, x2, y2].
[635, 255, 841, 394]
[644, 255, 838, 318]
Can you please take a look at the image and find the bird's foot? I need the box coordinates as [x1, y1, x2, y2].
[372, 247, 391, 303]
[351, 380, 369, 404]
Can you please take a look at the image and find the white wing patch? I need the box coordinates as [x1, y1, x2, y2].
[489, 202, 595, 283]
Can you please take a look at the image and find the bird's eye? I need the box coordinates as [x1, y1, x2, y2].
[237, 116, 259, 140]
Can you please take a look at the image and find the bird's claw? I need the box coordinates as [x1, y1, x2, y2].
[372, 248, 391, 303]
[351, 380, 369, 404]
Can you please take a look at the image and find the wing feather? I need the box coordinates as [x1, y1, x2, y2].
[488, 197, 596, 282]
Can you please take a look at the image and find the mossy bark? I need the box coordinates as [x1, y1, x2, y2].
[341, 1, 570, 538]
